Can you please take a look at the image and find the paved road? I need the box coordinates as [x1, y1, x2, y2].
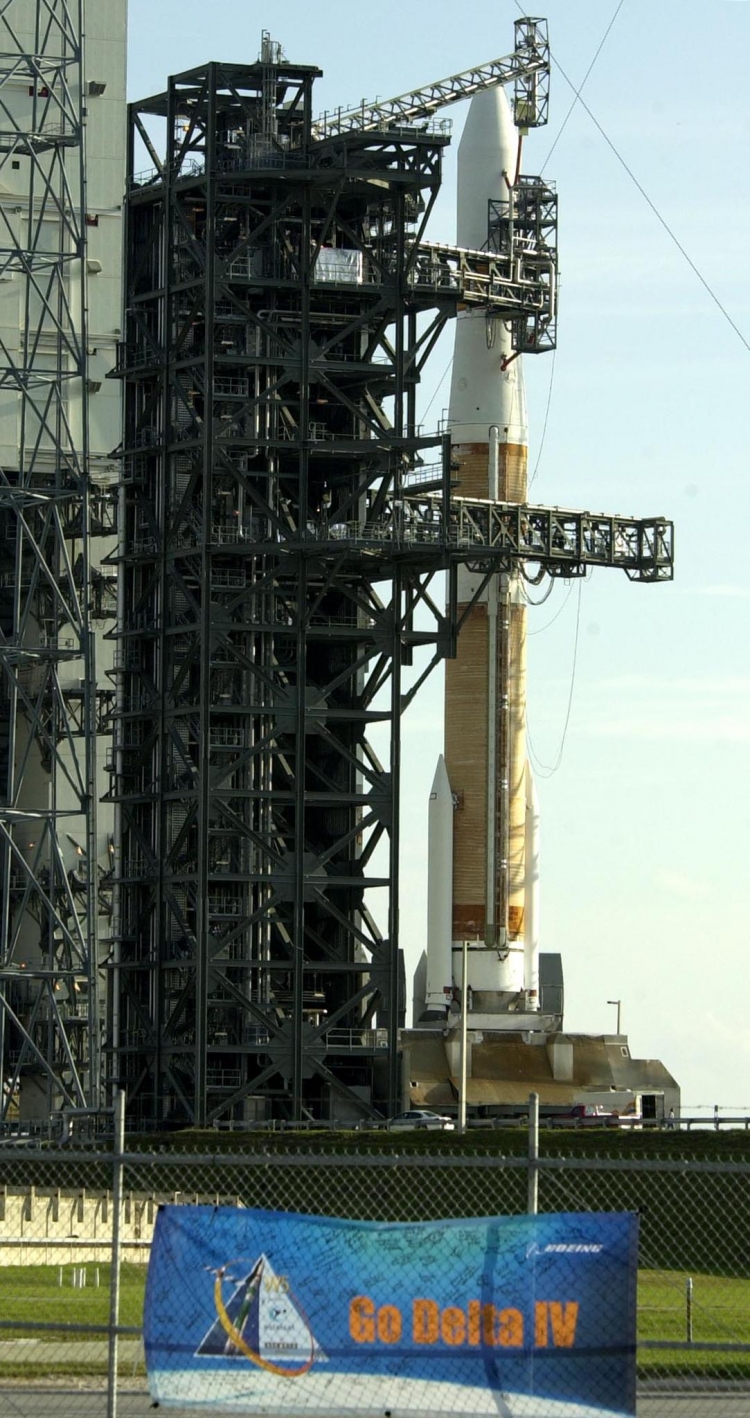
[2, 1386, 750, 1418]
[640, 1403, 750, 1418]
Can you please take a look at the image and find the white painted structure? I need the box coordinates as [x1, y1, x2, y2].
[0, 0, 126, 1116]
[425, 755, 453, 1013]
[424, 86, 542, 1028]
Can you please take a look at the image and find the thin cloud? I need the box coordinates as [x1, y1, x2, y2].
[652, 869, 709, 902]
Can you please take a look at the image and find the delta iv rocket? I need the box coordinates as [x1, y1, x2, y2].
[425, 85, 540, 1024]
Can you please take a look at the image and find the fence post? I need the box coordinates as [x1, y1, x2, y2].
[686, 1276, 693, 1343]
[106, 1089, 126, 1418]
[528, 1091, 539, 1216]
[458, 937, 468, 1135]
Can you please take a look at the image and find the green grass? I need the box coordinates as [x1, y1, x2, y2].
[0, 1263, 146, 1377]
[639, 1270, 750, 1343]
[0, 1262, 145, 1333]
[0, 1263, 748, 1381]
[637, 1269, 750, 1379]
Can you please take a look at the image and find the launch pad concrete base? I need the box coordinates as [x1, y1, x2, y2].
[401, 1029, 680, 1119]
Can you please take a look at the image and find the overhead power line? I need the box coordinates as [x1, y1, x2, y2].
[541, 0, 626, 174]
[531, 5, 621, 488]
[527, 577, 584, 778]
[515, 0, 750, 359]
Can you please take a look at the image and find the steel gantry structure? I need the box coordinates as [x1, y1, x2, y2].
[0, 0, 100, 1118]
[109, 24, 671, 1128]
[0, 0, 124, 1127]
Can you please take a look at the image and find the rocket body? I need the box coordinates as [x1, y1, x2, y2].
[425, 85, 539, 1019]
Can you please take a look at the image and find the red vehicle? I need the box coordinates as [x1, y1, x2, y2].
[553, 1105, 620, 1128]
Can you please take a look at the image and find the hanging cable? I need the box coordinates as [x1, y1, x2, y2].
[528, 578, 573, 635]
[526, 576, 583, 777]
[540, 0, 625, 175]
[561, 84, 750, 357]
[528, 346, 556, 490]
[421, 353, 453, 424]
[515, 0, 750, 359]
[523, 576, 554, 606]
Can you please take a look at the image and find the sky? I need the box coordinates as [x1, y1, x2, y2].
[126, 0, 750, 1116]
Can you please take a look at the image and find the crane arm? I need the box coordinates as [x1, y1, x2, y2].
[311, 17, 549, 141]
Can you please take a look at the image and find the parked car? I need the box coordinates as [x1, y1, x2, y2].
[552, 1105, 620, 1128]
[388, 1109, 455, 1132]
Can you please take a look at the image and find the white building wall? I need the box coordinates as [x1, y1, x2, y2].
[1, 0, 127, 1109]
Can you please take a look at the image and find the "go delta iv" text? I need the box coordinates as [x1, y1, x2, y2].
[349, 1298, 579, 1348]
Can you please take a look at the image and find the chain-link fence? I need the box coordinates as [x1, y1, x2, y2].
[0, 1134, 748, 1418]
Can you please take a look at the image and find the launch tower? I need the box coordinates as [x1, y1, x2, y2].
[111, 26, 671, 1128]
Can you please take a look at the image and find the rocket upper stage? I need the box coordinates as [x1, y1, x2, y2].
[456, 86, 517, 249]
[448, 87, 527, 449]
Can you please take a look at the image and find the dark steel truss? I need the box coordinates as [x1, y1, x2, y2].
[310, 17, 549, 140]
[0, 0, 101, 1116]
[111, 44, 671, 1129]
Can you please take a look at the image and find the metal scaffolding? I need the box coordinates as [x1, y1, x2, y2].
[309, 18, 550, 139]
[110, 32, 671, 1130]
[0, 0, 101, 1117]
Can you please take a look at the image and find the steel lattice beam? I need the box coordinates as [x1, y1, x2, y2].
[0, 0, 101, 1119]
[311, 18, 549, 139]
[110, 32, 670, 1131]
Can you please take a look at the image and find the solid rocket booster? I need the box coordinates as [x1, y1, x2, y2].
[441, 84, 536, 1013]
[425, 755, 454, 1012]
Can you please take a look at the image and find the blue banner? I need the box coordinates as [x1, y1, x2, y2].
[145, 1207, 637, 1417]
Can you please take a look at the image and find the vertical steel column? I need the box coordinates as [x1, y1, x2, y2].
[109, 470, 127, 1108]
[76, 8, 100, 1107]
[385, 188, 407, 1113]
[528, 1089, 539, 1214]
[153, 86, 174, 1127]
[387, 570, 402, 1113]
[291, 176, 313, 1119]
[194, 68, 218, 1127]
[292, 560, 308, 1119]
[106, 1088, 125, 1418]
[458, 937, 468, 1134]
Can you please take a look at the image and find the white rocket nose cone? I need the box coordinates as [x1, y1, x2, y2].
[449, 85, 527, 446]
[457, 86, 518, 251]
